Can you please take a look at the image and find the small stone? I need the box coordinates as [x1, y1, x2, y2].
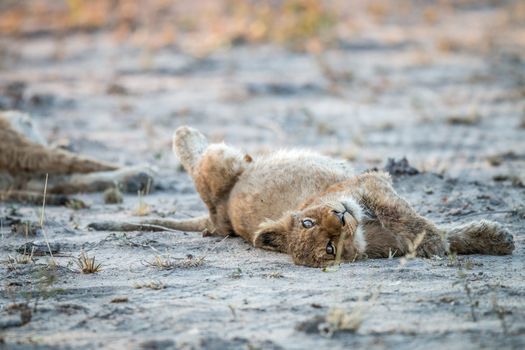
[384, 157, 419, 176]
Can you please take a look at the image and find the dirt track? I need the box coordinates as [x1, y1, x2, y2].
[1, 1, 525, 349]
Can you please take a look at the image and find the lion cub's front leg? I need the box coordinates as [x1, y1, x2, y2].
[353, 172, 446, 258]
[173, 127, 251, 236]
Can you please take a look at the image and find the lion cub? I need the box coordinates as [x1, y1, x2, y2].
[0, 111, 154, 205]
[90, 126, 514, 267]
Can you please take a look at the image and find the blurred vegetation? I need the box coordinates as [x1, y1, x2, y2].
[0, 0, 339, 53]
[0, 0, 524, 55]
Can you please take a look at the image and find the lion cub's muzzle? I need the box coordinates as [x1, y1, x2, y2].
[331, 201, 357, 227]
[332, 209, 349, 226]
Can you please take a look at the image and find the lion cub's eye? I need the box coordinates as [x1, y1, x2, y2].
[326, 241, 336, 255]
[301, 219, 315, 229]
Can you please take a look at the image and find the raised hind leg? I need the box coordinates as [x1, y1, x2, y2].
[173, 126, 251, 235]
[89, 126, 248, 234]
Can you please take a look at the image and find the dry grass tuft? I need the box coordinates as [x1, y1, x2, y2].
[323, 307, 364, 334]
[144, 246, 206, 270]
[10, 221, 42, 236]
[104, 187, 123, 204]
[111, 296, 129, 303]
[133, 179, 151, 216]
[6, 223, 36, 270]
[144, 235, 229, 271]
[317, 288, 381, 337]
[387, 248, 398, 259]
[144, 255, 177, 270]
[399, 231, 427, 264]
[446, 112, 481, 125]
[76, 251, 102, 274]
[65, 198, 89, 210]
[175, 255, 205, 268]
[265, 271, 284, 279]
[146, 255, 204, 270]
[133, 280, 165, 290]
[8, 250, 34, 265]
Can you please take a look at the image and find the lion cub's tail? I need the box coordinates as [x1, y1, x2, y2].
[445, 220, 514, 255]
[88, 215, 213, 233]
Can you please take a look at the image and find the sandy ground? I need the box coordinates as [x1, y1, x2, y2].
[1, 1, 525, 349]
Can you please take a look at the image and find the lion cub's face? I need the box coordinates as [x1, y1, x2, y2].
[254, 196, 366, 267]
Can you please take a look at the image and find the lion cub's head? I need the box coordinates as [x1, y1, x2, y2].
[253, 194, 367, 267]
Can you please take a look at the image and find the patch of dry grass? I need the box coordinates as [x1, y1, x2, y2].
[111, 296, 129, 303]
[323, 307, 364, 334]
[144, 253, 206, 270]
[133, 179, 151, 216]
[0, 0, 337, 53]
[10, 221, 41, 236]
[7, 248, 34, 266]
[76, 251, 102, 274]
[265, 271, 284, 279]
[315, 287, 381, 337]
[103, 187, 123, 204]
[446, 111, 481, 126]
[144, 254, 205, 270]
[133, 280, 165, 290]
[399, 231, 427, 264]
[144, 255, 176, 270]
[143, 235, 229, 271]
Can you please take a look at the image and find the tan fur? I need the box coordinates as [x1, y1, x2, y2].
[0, 111, 154, 201]
[0, 112, 117, 175]
[90, 126, 515, 267]
[88, 215, 213, 233]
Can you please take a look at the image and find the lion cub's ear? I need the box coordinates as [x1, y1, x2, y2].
[253, 215, 293, 253]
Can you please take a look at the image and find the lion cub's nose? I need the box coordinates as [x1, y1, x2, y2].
[332, 210, 346, 226]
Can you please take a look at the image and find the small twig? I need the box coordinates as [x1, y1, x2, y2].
[128, 223, 183, 233]
[148, 244, 162, 254]
[93, 221, 189, 233]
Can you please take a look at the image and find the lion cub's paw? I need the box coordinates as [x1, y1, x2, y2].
[173, 126, 209, 172]
[174, 126, 208, 153]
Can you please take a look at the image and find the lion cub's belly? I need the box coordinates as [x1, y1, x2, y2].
[227, 150, 353, 242]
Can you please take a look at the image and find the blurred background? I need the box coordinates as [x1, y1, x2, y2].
[0, 0, 524, 182]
